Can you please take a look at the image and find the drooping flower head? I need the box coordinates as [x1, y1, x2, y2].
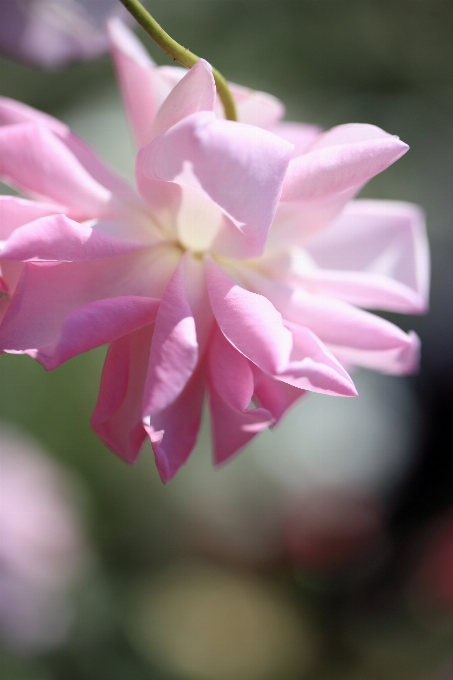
[0, 19, 429, 481]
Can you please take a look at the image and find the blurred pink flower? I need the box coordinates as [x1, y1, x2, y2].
[0, 427, 88, 652]
[0, 0, 132, 68]
[0, 19, 429, 481]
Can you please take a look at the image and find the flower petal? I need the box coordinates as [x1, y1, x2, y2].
[0, 260, 22, 298]
[0, 246, 178, 353]
[207, 261, 355, 395]
[206, 258, 292, 375]
[331, 332, 421, 375]
[281, 124, 408, 202]
[208, 327, 274, 465]
[0, 259, 23, 324]
[142, 257, 199, 416]
[287, 267, 426, 315]
[137, 111, 293, 254]
[266, 200, 348, 250]
[228, 83, 285, 129]
[0, 96, 66, 133]
[280, 323, 358, 396]
[0, 196, 62, 240]
[139, 256, 212, 481]
[251, 364, 303, 422]
[144, 364, 205, 483]
[273, 121, 323, 157]
[91, 324, 154, 464]
[152, 59, 216, 138]
[36, 296, 160, 370]
[108, 17, 172, 148]
[304, 200, 430, 312]
[62, 134, 139, 201]
[0, 96, 139, 200]
[1, 214, 146, 261]
[183, 254, 214, 355]
[306, 123, 394, 150]
[0, 124, 111, 218]
[243, 269, 420, 375]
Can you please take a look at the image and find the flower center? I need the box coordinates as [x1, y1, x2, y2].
[176, 187, 224, 254]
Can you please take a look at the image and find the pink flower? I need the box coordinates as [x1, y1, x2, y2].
[0, 19, 429, 481]
[0, 427, 88, 652]
[0, 0, 133, 69]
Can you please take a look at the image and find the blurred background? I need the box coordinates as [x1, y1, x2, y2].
[0, 1, 452, 678]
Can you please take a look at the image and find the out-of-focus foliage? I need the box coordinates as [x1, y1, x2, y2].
[0, 2, 452, 679]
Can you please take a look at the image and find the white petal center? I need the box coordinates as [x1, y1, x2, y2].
[177, 186, 224, 254]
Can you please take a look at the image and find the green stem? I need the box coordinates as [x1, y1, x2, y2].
[119, 0, 237, 121]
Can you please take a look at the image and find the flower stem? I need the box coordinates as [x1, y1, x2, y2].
[118, 0, 238, 121]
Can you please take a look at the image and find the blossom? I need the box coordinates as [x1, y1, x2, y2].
[0, 426, 88, 652]
[0, 0, 131, 68]
[0, 19, 429, 481]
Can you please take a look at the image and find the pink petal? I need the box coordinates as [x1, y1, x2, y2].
[62, 134, 139, 201]
[268, 128, 409, 249]
[281, 124, 408, 202]
[0, 259, 23, 324]
[149, 68, 285, 130]
[209, 211, 267, 259]
[152, 59, 216, 138]
[228, 83, 285, 129]
[0, 260, 22, 298]
[1, 214, 146, 262]
[208, 327, 274, 465]
[244, 270, 419, 375]
[138, 257, 211, 479]
[0, 96, 67, 134]
[108, 17, 172, 148]
[137, 176, 261, 261]
[137, 111, 293, 254]
[135, 172, 182, 233]
[0, 96, 139, 201]
[273, 121, 323, 157]
[156, 66, 188, 90]
[91, 324, 154, 464]
[280, 323, 358, 396]
[304, 200, 430, 312]
[139, 66, 285, 131]
[0, 196, 62, 240]
[144, 364, 205, 483]
[36, 296, 160, 370]
[331, 332, 421, 375]
[183, 254, 214, 354]
[142, 257, 199, 416]
[0, 246, 178, 353]
[207, 261, 356, 397]
[306, 123, 394, 150]
[87, 215, 162, 245]
[206, 258, 292, 375]
[266, 200, 349, 250]
[251, 364, 303, 422]
[288, 268, 426, 315]
[0, 124, 111, 218]
[108, 16, 155, 67]
[0, 299, 8, 325]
